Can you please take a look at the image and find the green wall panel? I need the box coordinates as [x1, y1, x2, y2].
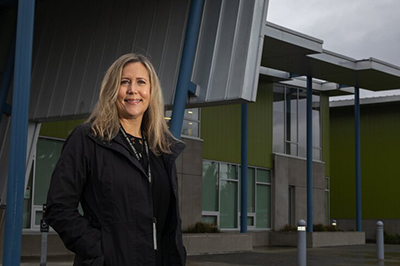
[330, 102, 400, 219]
[320, 92, 330, 177]
[201, 81, 273, 169]
[201, 104, 241, 163]
[248, 82, 273, 168]
[40, 119, 85, 139]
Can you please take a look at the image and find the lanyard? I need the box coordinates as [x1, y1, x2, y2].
[120, 126, 152, 183]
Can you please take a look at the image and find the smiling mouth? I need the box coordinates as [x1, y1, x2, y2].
[125, 99, 142, 104]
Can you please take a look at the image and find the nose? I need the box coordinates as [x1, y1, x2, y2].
[126, 83, 138, 94]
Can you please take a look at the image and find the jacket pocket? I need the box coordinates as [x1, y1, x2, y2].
[101, 221, 154, 265]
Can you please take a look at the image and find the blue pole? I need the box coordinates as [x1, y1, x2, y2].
[240, 103, 248, 233]
[306, 76, 313, 232]
[3, 0, 35, 265]
[354, 86, 362, 231]
[170, 0, 203, 139]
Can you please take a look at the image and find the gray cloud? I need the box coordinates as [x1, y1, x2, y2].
[267, 0, 400, 96]
[267, 0, 400, 65]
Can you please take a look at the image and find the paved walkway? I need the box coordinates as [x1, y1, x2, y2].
[187, 244, 400, 266]
[14, 244, 400, 266]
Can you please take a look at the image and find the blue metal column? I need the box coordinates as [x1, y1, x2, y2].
[354, 86, 362, 231]
[240, 103, 248, 233]
[306, 76, 313, 232]
[170, 0, 203, 139]
[3, 0, 35, 265]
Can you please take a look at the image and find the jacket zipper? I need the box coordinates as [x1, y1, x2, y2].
[153, 217, 157, 250]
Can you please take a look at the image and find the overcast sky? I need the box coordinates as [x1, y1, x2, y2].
[267, 0, 400, 98]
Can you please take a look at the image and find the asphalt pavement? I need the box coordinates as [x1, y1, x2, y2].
[14, 244, 400, 266]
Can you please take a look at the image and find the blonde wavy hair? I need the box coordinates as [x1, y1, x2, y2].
[88, 53, 176, 155]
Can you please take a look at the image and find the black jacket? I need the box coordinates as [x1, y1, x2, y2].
[45, 123, 186, 265]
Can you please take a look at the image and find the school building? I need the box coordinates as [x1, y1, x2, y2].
[1, 0, 400, 260]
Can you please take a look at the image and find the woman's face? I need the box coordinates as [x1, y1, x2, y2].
[116, 62, 151, 123]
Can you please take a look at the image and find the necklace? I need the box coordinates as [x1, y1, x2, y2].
[120, 125, 152, 183]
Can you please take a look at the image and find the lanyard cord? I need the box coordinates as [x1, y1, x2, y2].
[120, 125, 152, 183]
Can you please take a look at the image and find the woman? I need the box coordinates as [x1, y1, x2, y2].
[45, 53, 186, 265]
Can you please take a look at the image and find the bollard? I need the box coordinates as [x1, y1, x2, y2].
[331, 220, 337, 227]
[376, 221, 384, 261]
[297, 219, 307, 266]
[40, 204, 49, 266]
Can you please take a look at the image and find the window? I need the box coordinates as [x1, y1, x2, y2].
[202, 160, 271, 230]
[165, 108, 200, 138]
[273, 85, 321, 160]
[24, 136, 64, 230]
[219, 164, 239, 228]
[255, 169, 271, 228]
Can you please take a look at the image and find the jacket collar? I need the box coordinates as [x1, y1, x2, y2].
[88, 131, 149, 179]
[88, 130, 186, 176]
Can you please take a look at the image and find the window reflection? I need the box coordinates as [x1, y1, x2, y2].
[165, 108, 200, 138]
[273, 85, 321, 160]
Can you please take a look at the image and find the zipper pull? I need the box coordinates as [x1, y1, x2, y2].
[153, 217, 157, 250]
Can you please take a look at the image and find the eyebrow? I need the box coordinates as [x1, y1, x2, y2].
[121, 76, 148, 80]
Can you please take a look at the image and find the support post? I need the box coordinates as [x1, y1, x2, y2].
[40, 204, 49, 266]
[2, 0, 35, 265]
[354, 86, 362, 231]
[169, 0, 203, 139]
[240, 103, 248, 233]
[376, 221, 384, 261]
[297, 219, 307, 266]
[306, 76, 313, 232]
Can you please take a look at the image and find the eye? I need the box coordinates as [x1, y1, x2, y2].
[120, 79, 131, 86]
[137, 79, 147, 85]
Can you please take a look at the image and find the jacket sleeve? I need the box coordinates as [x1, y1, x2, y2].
[45, 125, 102, 259]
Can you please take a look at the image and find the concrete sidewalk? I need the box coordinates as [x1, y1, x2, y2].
[14, 244, 400, 266]
[187, 244, 400, 266]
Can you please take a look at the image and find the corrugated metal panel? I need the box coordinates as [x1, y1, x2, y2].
[0, 115, 11, 205]
[29, 0, 190, 121]
[189, 0, 268, 106]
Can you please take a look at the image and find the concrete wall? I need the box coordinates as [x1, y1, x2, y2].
[269, 231, 365, 247]
[336, 219, 400, 240]
[273, 153, 326, 231]
[176, 137, 204, 230]
[250, 231, 270, 247]
[183, 233, 253, 255]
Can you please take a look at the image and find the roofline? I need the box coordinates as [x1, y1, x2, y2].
[330, 95, 400, 107]
[264, 21, 324, 45]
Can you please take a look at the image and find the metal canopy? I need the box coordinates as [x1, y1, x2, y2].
[308, 52, 400, 91]
[262, 21, 400, 92]
[355, 58, 400, 90]
[259, 66, 291, 83]
[261, 22, 323, 76]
